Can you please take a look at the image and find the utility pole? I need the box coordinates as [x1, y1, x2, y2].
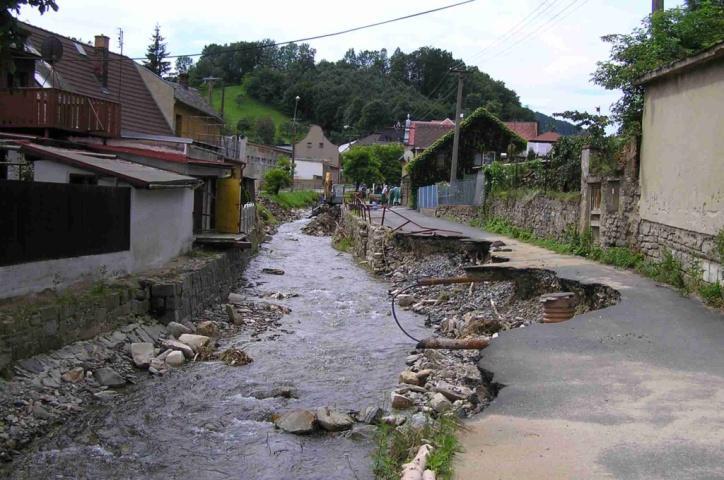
[652, 0, 664, 12]
[449, 68, 466, 185]
[290, 95, 300, 191]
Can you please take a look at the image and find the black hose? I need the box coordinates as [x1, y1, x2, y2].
[390, 283, 422, 343]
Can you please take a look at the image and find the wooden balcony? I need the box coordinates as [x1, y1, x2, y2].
[0, 88, 121, 137]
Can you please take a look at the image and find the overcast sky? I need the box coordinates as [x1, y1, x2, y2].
[19, 0, 685, 120]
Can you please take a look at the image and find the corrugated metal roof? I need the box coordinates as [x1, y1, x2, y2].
[22, 144, 199, 188]
[20, 22, 174, 137]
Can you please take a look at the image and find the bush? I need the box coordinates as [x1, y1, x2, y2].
[262, 167, 291, 195]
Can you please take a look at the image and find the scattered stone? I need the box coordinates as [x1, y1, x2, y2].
[149, 358, 168, 375]
[61, 367, 84, 383]
[226, 304, 243, 325]
[196, 321, 219, 337]
[430, 393, 452, 413]
[409, 412, 429, 430]
[219, 348, 253, 366]
[416, 369, 433, 382]
[359, 406, 385, 425]
[227, 293, 245, 304]
[405, 354, 422, 366]
[130, 343, 154, 369]
[397, 294, 415, 307]
[391, 392, 414, 410]
[178, 334, 211, 353]
[165, 350, 185, 368]
[93, 368, 126, 388]
[94, 390, 120, 401]
[262, 268, 285, 275]
[433, 382, 474, 402]
[274, 410, 317, 434]
[344, 424, 377, 441]
[400, 370, 422, 386]
[167, 321, 191, 338]
[316, 407, 354, 432]
[160, 339, 195, 359]
[381, 415, 406, 426]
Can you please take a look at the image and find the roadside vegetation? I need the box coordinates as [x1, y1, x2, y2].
[475, 217, 723, 308]
[373, 415, 460, 480]
[261, 191, 319, 210]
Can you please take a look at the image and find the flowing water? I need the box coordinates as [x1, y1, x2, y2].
[6, 217, 427, 480]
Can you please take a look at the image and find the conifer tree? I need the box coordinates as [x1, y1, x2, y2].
[143, 23, 171, 76]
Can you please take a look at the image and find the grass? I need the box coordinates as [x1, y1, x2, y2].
[332, 235, 353, 253]
[373, 414, 460, 480]
[256, 203, 278, 225]
[475, 216, 724, 306]
[207, 84, 290, 138]
[262, 190, 319, 210]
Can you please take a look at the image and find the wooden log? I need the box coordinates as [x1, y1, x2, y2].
[401, 444, 433, 480]
[416, 336, 490, 350]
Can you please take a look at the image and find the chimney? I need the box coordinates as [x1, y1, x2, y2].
[94, 34, 110, 88]
[178, 72, 189, 89]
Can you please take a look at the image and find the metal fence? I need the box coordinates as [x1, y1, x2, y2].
[0, 180, 131, 266]
[438, 175, 478, 206]
[417, 174, 479, 209]
[240, 202, 256, 234]
[417, 184, 439, 209]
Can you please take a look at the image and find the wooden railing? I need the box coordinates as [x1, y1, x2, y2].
[0, 88, 121, 137]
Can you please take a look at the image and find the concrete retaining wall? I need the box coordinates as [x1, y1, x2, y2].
[0, 249, 250, 373]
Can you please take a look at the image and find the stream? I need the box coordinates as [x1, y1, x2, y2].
[6, 217, 427, 480]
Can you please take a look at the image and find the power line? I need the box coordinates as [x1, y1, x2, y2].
[13, 1, 476, 63]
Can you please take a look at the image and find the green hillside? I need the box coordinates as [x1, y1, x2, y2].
[207, 84, 290, 138]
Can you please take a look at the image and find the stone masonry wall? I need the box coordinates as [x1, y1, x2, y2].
[339, 209, 392, 273]
[434, 193, 580, 242]
[0, 249, 250, 373]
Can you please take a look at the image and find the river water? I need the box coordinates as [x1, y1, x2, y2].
[6, 217, 427, 480]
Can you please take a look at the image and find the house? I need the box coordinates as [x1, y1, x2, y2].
[635, 40, 724, 282]
[293, 124, 340, 188]
[406, 108, 527, 207]
[528, 131, 561, 157]
[402, 117, 455, 161]
[0, 141, 199, 298]
[242, 139, 290, 193]
[0, 22, 248, 236]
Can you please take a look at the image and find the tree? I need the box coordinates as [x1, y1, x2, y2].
[254, 116, 276, 145]
[342, 147, 382, 188]
[1, 1, 58, 72]
[592, 2, 724, 134]
[144, 23, 171, 76]
[371, 144, 404, 186]
[175, 55, 193, 74]
[263, 157, 292, 195]
[357, 99, 389, 133]
[236, 117, 252, 137]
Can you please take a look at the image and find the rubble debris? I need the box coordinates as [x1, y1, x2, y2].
[261, 268, 285, 275]
[218, 348, 253, 366]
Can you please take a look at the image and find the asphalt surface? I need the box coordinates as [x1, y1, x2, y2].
[373, 207, 724, 480]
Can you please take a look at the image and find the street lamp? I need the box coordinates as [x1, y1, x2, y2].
[290, 95, 300, 191]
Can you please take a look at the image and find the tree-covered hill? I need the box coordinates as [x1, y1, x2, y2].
[189, 42, 577, 143]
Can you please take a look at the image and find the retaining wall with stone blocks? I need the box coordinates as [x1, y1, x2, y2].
[0, 249, 251, 373]
[339, 209, 392, 273]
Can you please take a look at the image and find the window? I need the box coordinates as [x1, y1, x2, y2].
[307, 142, 312, 148]
[69, 174, 98, 185]
[74, 43, 88, 56]
[319, 142, 324, 149]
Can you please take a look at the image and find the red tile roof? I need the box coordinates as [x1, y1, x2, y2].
[531, 131, 561, 143]
[21, 22, 173, 137]
[408, 122, 454, 149]
[504, 122, 539, 141]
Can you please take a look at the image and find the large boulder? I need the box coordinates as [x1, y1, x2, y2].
[274, 410, 317, 434]
[167, 321, 191, 338]
[196, 321, 219, 337]
[178, 334, 211, 353]
[391, 393, 414, 410]
[316, 407, 354, 432]
[400, 370, 422, 386]
[160, 339, 195, 359]
[93, 367, 125, 388]
[430, 393, 452, 413]
[397, 294, 415, 307]
[130, 342, 154, 369]
[433, 382, 474, 402]
[165, 350, 185, 368]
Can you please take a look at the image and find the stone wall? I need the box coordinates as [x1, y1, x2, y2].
[0, 249, 251, 373]
[435, 193, 580, 242]
[338, 209, 392, 273]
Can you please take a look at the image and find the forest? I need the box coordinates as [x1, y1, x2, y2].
[187, 42, 577, 143]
